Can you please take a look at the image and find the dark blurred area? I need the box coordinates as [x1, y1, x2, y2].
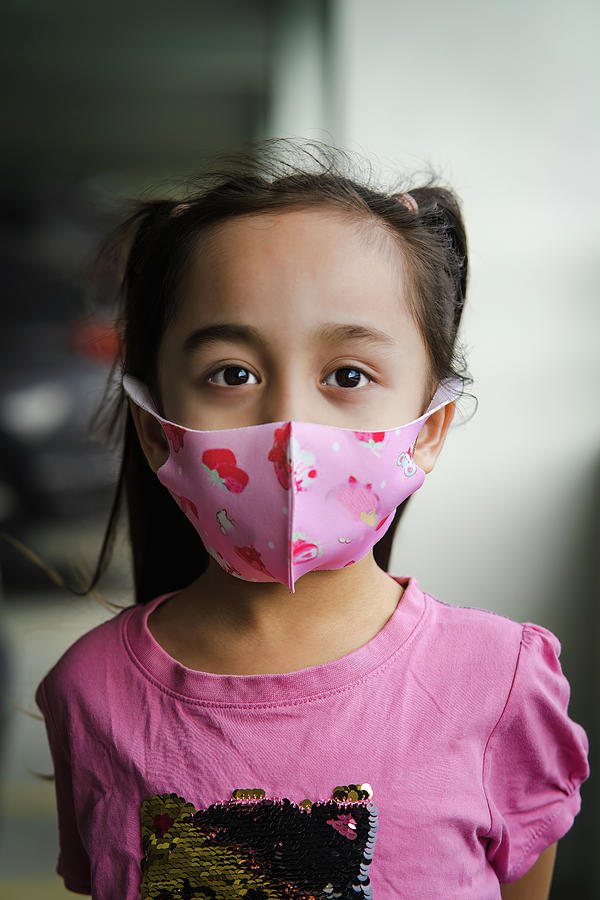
[0, 183, 118, 530]
[0, 0, 304, 590]
[0, 3, 329, 893]
[0, 0, 276, 181]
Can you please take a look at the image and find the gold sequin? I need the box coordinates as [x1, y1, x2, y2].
[231, 787, 266, 801]
[139, 786, 379, 899]
[331, 783, 372, 803]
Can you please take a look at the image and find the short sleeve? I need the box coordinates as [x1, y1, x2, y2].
[35, 678, 92, 895]
[482, 622, 589, 884]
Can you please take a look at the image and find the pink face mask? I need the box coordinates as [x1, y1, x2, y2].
[124, 375, 460, 593]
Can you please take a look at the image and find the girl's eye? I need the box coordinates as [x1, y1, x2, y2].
[206, 366, 259, 387]
[321, 367, 372, 389]
[205, 365, 373, 389]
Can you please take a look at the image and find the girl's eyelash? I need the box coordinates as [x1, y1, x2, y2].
[321, 367, 373, 388]
[205, 365, 373, 388]
[205, 366, 259, 387]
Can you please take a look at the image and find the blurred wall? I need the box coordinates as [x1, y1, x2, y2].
[271, 0, 600, 894]
[329, 0, 600, 626]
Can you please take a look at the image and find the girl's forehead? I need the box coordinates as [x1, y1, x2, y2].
[219, 206, 398, 254]
[178, 208, 408, 319]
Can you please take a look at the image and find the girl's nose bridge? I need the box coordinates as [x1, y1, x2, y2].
[260, 360, 314, 424]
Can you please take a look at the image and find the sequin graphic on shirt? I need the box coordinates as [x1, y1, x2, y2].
[140, 783, 379, 899]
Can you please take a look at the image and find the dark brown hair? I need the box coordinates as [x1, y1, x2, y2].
[89, 140, 471, 603]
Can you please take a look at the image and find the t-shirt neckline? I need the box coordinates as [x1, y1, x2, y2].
[123, 574, 425, 706]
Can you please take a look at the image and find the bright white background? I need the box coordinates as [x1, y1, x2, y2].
[269, 0, 600, 626]
[267, 2, 599, 890]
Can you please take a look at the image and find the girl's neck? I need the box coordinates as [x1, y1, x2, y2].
[147, 554, 404, 675]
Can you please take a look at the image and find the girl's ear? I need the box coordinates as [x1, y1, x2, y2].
[412, 401, 455, 474]
[128, 400, 170, 472]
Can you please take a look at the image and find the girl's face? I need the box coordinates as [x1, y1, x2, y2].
[156, 207, 433, 436]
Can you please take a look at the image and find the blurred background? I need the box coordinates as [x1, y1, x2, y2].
[0, 0, 598, 896]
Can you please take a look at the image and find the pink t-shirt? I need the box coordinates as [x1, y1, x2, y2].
[36, 575, 589, 899]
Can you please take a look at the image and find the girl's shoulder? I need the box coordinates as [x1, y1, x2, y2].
[35, 600, 141, 714]
[419, 587, 567, 698]
[425, 588, 560, 653]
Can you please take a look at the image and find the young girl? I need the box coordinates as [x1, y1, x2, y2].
[35, 142, 589, 899]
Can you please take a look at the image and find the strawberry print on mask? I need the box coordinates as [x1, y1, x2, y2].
[234, 544, 276, 579]
[123, 375, 461, 592]
[268, 423, 292, 490]
[162, 423, 186, 452]
[202, 448, 249, 493]
[354, 431, 386, 455]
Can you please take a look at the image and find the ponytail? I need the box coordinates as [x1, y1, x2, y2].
[409, 185, 469, 336]
[86, 199, 212, 603]
[123, 413, 209, 603]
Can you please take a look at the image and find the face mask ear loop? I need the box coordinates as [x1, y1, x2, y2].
[288, 423, 296, 594]
[409, 386, 458, 457]
[408, 423, 425, 458]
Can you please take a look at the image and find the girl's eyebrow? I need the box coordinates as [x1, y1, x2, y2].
[182, 322, 397, 354]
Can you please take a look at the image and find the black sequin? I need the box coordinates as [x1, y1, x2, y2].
[139, 784, 379, 899]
